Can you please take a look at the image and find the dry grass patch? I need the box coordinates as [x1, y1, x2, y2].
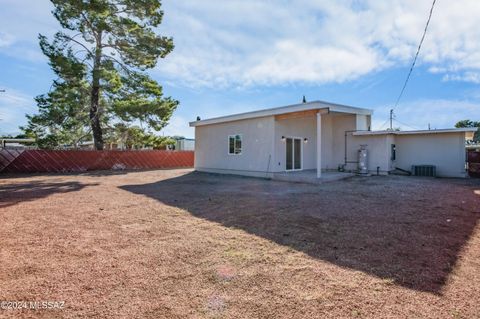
[0, 169, 479, 318]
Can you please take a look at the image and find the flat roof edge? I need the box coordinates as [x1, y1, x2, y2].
[353, 128, 477, 136]
[189, 100, 373, 127]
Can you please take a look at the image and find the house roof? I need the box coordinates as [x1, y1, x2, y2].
[352, 128, 477, 136]
[189, 100, 373, 127]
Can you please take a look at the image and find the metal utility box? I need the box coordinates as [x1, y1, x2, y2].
[411, 165, 436, 177]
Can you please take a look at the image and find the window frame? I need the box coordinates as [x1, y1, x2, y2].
[228, 134, 243, 155]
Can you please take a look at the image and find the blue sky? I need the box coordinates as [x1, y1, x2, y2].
[1, 0, 479, 138]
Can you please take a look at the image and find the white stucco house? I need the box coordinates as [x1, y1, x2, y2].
[189, 100, 476, 180]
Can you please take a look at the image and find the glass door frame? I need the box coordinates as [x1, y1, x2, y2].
[285, 137, 303, 172]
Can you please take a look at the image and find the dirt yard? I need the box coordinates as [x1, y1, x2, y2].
[0, 169, 479, 318]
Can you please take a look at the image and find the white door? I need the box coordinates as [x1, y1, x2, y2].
[286, 138, 302, 171]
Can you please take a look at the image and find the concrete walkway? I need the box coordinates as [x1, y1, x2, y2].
[272, 169, 355, 184]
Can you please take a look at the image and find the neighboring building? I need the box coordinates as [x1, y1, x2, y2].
[175, 138, 195, 151]
[190, 100, 476, 179]
[466, 144, 480, 152]
[0, 138, 35, 149]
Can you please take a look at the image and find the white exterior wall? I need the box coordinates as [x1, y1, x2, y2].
[195, 112, 359, 176]
[395, 133, 467, 177]
[351, 132, 468, 177]
[193, 110, 468, 178]
[355, 114, 371, 131]
[194, 116, 275, 177]
[321, 115, 334, 170]
[386, 135, 396, 171]
[331, 114, 357, 170]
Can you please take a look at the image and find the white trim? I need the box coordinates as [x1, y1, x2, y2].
[227, 134, 242, 155]
[316, 112, 322, 178]
[353, 128, 476, 136]
[284, 137, 303, 172]
[190, 100, 373, 127]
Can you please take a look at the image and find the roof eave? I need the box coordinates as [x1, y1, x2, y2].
[189, 100, 373, 127]
[352, 128, 477, 136]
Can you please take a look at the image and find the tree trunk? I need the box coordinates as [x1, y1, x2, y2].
[90, 33, 104, 150]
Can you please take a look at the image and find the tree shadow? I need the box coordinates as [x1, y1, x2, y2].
[120, 172, 480, 294]
[0, 168, 173, 179]
[77, 168, 191, 177]
[0, 180, 98, 208]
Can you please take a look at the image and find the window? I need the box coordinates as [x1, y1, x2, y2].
[228, 135, 242, 155]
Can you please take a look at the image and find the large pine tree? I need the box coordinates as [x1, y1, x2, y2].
[24, 0, 178, 150]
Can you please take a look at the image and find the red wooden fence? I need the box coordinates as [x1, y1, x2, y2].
[0, 149, 194, 174]
[468, 150, 480, 178]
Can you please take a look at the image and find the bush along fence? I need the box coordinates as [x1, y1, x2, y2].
[0, 149, 194, 174]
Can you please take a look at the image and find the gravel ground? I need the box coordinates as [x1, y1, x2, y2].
[0, 169, 479, 318]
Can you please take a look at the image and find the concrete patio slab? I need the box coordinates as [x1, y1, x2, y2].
[272, 169, 355, 184]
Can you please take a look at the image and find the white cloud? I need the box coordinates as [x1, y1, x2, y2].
[443, 72, 480, 84]
[160, 115, 194, 138]
[0, 88, 36, 135]
[245, 41, 381, 85]
[2, 0, 480, 87]
[0, 0, 56, 62]
[154, 0, 480, 87]
[0, 32, 14, 48]
[0, 88, 33, 111]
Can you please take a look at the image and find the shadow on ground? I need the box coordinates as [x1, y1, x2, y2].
[120, 172, 480, 294]
[0, 180, 98, 208]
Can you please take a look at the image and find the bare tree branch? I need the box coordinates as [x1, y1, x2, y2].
[59, 33, 94, 56]
[80, 12, 99, 42]
[102, 54, 132, 75]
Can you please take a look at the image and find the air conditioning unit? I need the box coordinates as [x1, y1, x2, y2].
[411, 165, 436, 177]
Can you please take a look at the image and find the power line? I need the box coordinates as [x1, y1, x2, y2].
[392, 0, 436, 111]
[394, 119, 421, 130]
[384, 0, 437, 131]
[378, 118, 391, 130]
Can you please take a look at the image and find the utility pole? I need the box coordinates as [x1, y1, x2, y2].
[389, 109, 394, 130]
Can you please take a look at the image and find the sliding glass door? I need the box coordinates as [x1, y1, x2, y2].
[286, 138, 302, 171]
